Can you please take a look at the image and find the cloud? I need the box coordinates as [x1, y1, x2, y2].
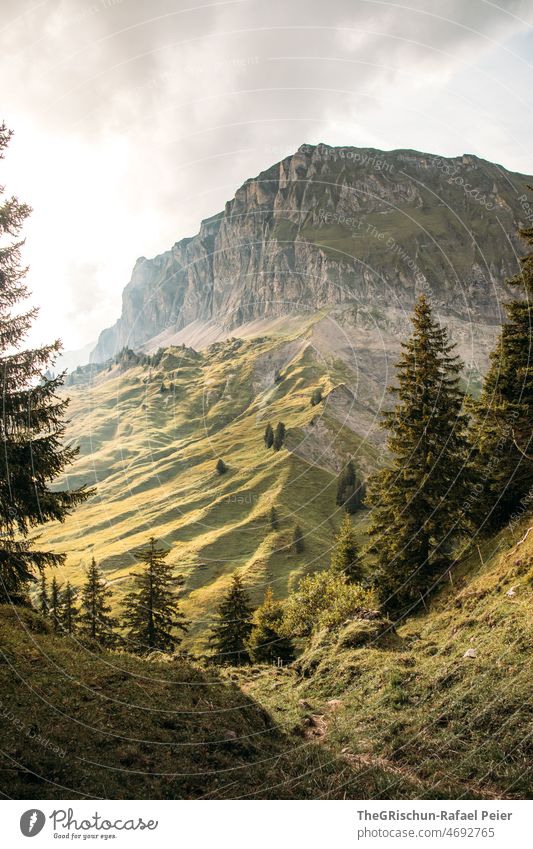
[0, 0, 531, 348]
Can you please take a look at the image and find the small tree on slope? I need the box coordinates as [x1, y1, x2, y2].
[122, 538, 188, 654]
[79, 558, 117, 646]
[60, 582, 78, 635]
[0, 124, 90, 603]
[37, 573, 49, 616]
[49, 576, 63, 632]
[366, 295, 470, 615]
[331, 513, 364, 584]
[209, 574, 254, 665]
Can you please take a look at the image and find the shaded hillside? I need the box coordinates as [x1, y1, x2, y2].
[91, 144, 532, 364]
[244, 517, 533, 799]
[0, 605, 387, 800]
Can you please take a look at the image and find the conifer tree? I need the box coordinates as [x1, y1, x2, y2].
[331, 513, 364, 583]
[0, 124, 90, 604]
[471, 212, 533, 528]
[366, 295, 470, 614]
[264, 423, 274, 448]
[79, 558, 116, 646]
[209, 574, 253, 665]
[272, 422, 286, 451]
[49, 576, 63, 632]
[269, 506, 279, 531]
[292, 524, 305, 554]
[336, 460, 365, 513]
[215, 458, 228, 475]
[344, 479, 366, 514]
[121, 538, 188, 654]
[60, 582, 78, 635]
[37, 573, 49, 616]
[247, 587, 295, 664]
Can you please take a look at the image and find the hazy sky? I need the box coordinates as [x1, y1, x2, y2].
[1, 0, 532, 350]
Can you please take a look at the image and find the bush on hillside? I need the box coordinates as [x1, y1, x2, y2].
[282, 570, 378, 637]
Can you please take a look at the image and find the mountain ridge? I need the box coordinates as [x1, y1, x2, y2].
[91, 143, 533, 364]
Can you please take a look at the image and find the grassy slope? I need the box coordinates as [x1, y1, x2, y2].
[39, 330, 378, 651]
[0, 605, 403, 800]
[243, 517, 533, 799]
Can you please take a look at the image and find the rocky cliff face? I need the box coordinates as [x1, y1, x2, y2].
[91, 144, 532, 362]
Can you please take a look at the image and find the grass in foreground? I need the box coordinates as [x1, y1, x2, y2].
[0, 605, 409, 799]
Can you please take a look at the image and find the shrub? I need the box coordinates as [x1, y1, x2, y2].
[282, 570, 378, 637]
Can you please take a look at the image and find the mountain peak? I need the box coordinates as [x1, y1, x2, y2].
[90, 145, 532, 364]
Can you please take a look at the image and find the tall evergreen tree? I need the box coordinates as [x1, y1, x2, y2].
[264, 423, 274, 448]
[121, 538, 188, 654]
[366, 295, 470, 614]
[49, 576, 62, 632]
[272, 422, 286, 451]
[209, 574, 253, 665]
[269, 505, 279, 531]
[331, 513, 364, 583]
[0, 123, 90, 604]
[79, 558, 116, 646]
[37, 572, 49, 616]
[247, 587, 295, 664]
[471, 212, 533, 528]
[60, 582, 78, 635]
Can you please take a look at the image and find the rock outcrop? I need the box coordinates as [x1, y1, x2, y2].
[91, 144, 532, 362]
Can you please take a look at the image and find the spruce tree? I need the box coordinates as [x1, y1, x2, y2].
[336, 460, 365, 513]
[272, 422, 286, 451]
[60, 582, 78, 635]
[49, 576, 63, 632]
[366, 295, 470, 614]
[264, 423, 274, 449]
[215, 458, 228, 475]
[247, 587, 295, 664]
[121, 538, 188, 654]
[471, 212, 533, 528]
[292, 524, 305, 554]
[269, 506, 279, 531]
[79, 558, 116, 646]
[331, 513, 363, 583]
[344, 479, 366, 514]
[37, 573, 49, 616]
[209, 574, 253, 665]
[0, 123, 90, 604]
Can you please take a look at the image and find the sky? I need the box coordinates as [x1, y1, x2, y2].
[1, 0, 532, 351]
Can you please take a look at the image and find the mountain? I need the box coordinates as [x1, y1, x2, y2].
[91, 143, 532, 364]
